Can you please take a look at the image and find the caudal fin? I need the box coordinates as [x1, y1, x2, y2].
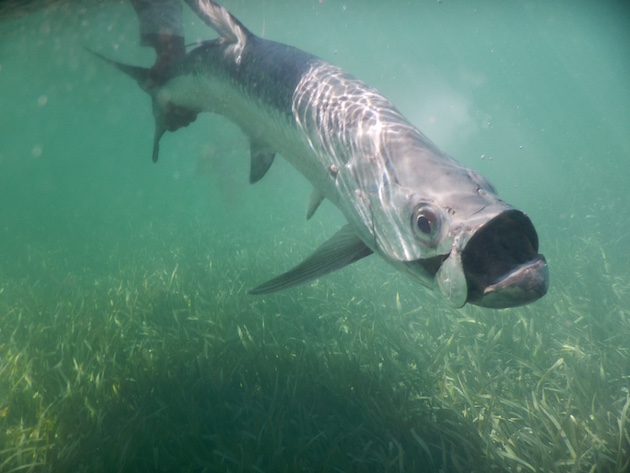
[86, 48, 152, 92]
[87, 48, 178, 163]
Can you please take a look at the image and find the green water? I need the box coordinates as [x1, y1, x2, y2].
[1, 1, 629, 472]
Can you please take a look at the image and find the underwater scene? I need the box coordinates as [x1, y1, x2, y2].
[1, 0, 629, 471]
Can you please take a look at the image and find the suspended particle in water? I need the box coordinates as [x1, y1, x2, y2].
[32, 145, 43, 158]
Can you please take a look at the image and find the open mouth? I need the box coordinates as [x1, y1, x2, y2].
[461, 210, 549, 308]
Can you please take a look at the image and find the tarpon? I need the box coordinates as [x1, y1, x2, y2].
[91, 0, 548, 308]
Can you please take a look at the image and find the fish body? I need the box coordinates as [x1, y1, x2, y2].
[92, 0, 548, 308]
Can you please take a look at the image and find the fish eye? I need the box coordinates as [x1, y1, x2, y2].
[411, 204, 441, 245]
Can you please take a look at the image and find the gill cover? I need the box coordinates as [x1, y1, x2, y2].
[435, 249, 468, 308]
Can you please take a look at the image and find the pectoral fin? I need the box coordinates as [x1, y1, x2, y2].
[249, 140, 275, 183]
[249, 225, 373, 295]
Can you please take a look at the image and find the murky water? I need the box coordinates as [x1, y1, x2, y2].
[1, 1, 629, 471]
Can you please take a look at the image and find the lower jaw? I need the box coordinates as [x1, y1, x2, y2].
[471, 255, 549, 309]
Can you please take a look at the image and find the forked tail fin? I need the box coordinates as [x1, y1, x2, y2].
[86, 0, 249, 163]
[86, 48, 152, 92]
[87, 49, 174, 163]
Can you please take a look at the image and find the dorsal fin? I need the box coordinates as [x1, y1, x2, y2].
[186, 0, 250, 62]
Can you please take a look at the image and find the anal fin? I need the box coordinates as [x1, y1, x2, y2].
[249, 225, 373, 295]
[306, 188, 325, 220]
[249, 140, 275, 183]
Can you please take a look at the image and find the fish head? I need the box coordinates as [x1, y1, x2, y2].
[420, 200, 549, 309]
[454, 207, 549, 308]
[354, 135, 548, 309]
